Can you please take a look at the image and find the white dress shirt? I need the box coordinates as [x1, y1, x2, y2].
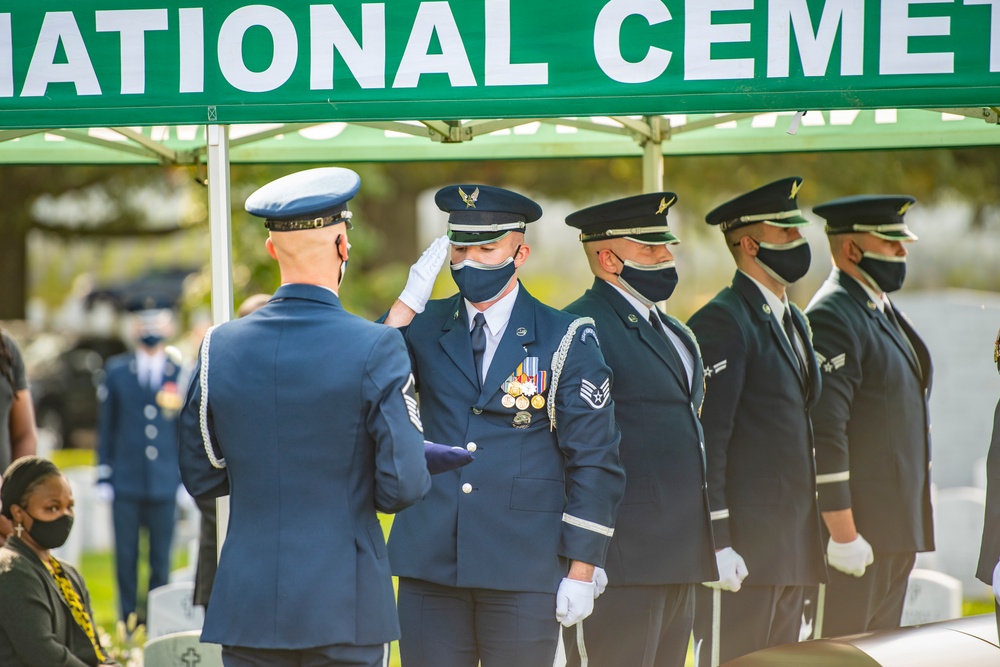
[608, 281, 694, 387]
[464, 282, 520, 382]
[136, 348, 167, 389]
[740, 270, 807, 366]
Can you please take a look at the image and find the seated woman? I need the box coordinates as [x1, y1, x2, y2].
[0, 456, 117, 666]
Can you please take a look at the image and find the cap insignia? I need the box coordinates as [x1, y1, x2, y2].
[789, 180, 803, 200]
[458, 186, 479, 209]
[656, 196, 675, 215]
[897, 201, 913, 216]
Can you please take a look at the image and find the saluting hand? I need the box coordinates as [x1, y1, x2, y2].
[398, 235, 450, 314]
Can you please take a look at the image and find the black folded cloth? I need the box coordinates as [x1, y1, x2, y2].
[423, 441, 474, 475]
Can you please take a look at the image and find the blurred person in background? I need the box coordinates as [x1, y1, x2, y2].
[192, 292, 271, 612]
[977, 328, 1000, 638]
[96, 297, 184, 624]
[0, 328, 37, 546]
[0, 456, 117, 666]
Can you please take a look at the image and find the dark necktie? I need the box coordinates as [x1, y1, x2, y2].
[782, 308, 806, 380]
[471, 313, 487, 387]
[649, 312, 688, 389]
[884, 301, 920, 366]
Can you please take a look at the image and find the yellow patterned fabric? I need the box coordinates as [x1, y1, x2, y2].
[44, 556, 106, 663]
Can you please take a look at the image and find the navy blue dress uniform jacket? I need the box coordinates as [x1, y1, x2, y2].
[387, 284, 626, 593]
[977, 398, 1000, 585]
[806, 272, 934, 554]
[97, 352, 182, 501]
[177, 284, 431, 650]
[565, 279, 716, 585]
[687, 271, 826, 586]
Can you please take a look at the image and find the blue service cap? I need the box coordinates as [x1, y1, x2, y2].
[245, 167, 361, 232]
[813, 194, 918, 241]
[124, 292, 174, 313]
[706, 177, 810, 233]
[566, 193, 680, 245]
[435, 184, 542, 246]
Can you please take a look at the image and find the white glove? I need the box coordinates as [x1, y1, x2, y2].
[175, 485, 196, 511]
[992, 559, 1000, 603]
[94, 483, 114, 504]
[827, 534, 875, 577]
[704, 547, 749, 592]
[593, 566, 608, 598]
[398, 235, 450, 314]
[555, 577, 596, 627]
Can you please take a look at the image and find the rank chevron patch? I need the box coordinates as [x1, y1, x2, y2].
[402, 373, 422, 432]
[579, 376, 611, 410]
[703, 359, 728, 379]
[816, 352, 846, 373]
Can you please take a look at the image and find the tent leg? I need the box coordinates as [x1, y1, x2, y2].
[206, 123, 234, 556]
[642, 116, 664, 194]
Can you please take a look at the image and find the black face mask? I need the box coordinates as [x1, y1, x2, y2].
[610, 251, 678, 306]
[139, 334, 164, 348]
[450, 246, 519, 304]
[753, 237, 811, 285]
[856, 247, 906, 293]
[26, 513, 74, 550]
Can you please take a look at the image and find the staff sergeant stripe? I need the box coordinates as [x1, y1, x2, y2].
[816, 471, 850, 484]
[710, 509, 730, 521]
[562, 513, 615, 537]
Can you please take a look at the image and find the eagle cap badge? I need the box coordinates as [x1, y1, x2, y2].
[789, 180, 803, 199]
[656, 196, 675, 215]
[458, 186, 480, 208]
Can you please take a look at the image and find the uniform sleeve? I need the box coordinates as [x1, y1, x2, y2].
[687, 304, 747, 549]
[0, 566, 91, 667]
[5, 335, 27, 391]
[95, 364, 118, 486]
[363, 327, 431, 514]
[807, 306, 863, 512]
[176, 344, 230, 500]
[553, 324, 625, 567]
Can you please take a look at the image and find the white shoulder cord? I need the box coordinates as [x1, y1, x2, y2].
[199, 325, 225, 469]
[547, 317, 596, 432]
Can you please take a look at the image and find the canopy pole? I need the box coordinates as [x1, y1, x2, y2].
[642, 115, 664, 193]
[206, 123, 234, 556]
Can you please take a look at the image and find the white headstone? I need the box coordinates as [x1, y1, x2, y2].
[146, 582, 204, 640]
[926, 486, 994, 601]
[144, 630, 222, 667]
[57, 465, 113, 553]
[901, 568, 963, 626]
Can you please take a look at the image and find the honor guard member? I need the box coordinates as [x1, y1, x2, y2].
[383, 185, 626, 667]
[561, 193, 718, 667]
[687, 177, 826, 666]
[177, 168, 434, 667]
[978, 330, 1000, 638]
[806, 195, 933, 637]
[96, 295, 183, 624]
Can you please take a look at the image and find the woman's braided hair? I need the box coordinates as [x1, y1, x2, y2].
[0, 330, 17, 400]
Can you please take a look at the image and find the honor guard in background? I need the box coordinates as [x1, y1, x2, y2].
[177, 168, 433, 667]
[96, 296, 183, 623]
[687, 177, 826, 666]
[807, 195, 933, 637]
[383, 185, 626, 667]
[561, 193, 717, 667]
[978, 329, 1000, 638]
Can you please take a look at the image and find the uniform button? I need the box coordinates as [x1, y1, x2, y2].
[145, 445, 158, 461]
[144, 405, 157, 420]
[472, 407, 483, 415]
[145, 425, 158, 439]
[466, 442, 477, 453]
[462, 483, 473, 494]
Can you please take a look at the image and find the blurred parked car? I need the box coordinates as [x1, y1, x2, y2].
[25, 333, 127, 449]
